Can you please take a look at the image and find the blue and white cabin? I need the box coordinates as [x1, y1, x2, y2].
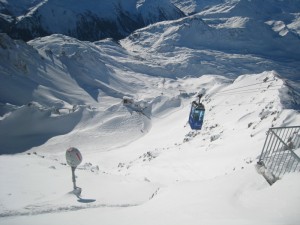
[189, 101, 205, 130]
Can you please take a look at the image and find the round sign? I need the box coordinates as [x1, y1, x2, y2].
[66, 147, 82, 167]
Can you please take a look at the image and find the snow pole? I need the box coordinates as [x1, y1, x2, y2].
[71, 166, 77, 190]
[66, 147, 83, 196]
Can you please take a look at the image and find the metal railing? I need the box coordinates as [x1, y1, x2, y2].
[258, 126, 300, 180]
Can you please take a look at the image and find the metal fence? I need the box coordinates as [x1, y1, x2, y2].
[258, 126, 300, 180]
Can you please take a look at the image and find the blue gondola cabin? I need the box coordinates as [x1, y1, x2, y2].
[189, 101, 205, 130]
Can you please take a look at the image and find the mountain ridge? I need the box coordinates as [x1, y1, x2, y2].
[0, 0, 185, 41]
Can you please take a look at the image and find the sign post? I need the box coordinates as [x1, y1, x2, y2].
[66, 147, 82, 196]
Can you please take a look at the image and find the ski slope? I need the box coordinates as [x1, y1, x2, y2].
[1, 67, 300, 224]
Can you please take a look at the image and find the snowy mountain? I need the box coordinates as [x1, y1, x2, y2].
[121, 16, 300, 81]
[172, 0, 300, 38]
[124, 14, 300, 57]
[1, 0, 300, 224]
[198, 0, 300, 20]
[0, 0, 185, 41]
[1, 34, 300, 221]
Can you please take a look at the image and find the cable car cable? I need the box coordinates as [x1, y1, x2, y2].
[215, 78, 277, 94]
[212, 86, 283, 96]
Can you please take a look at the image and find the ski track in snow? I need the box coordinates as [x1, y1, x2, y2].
[1, 186, 161, 218]
[0, 202, 138, 218]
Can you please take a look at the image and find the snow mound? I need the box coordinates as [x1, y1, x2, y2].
[0, 103, 82, 154]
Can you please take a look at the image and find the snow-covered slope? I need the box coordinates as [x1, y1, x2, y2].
[1, 1, 300, 224]
[0, 33, 163, 153]
[0, 0, 185, 41]
[198, 0, 300, 20]
[172, 0, 300, 42]
[1, 46, 300, 225]
[1, 67, 300, 223]
[121, 17, 300, 81]
[1, 30, 300, 153]
[122, 13, 300, 60]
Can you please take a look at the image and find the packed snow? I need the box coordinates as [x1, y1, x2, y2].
[1, 0, 300, 224]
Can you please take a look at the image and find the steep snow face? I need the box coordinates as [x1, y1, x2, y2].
[0, 0, 44, 16]
[0, 33, 164, 107]
[0, 0, 185, 41]
[137, 0, 185, 24]
[171, 0, 225, 15]
[0, 34, 95, 106]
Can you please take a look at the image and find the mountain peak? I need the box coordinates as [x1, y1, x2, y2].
[0, 0, 185, 41]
